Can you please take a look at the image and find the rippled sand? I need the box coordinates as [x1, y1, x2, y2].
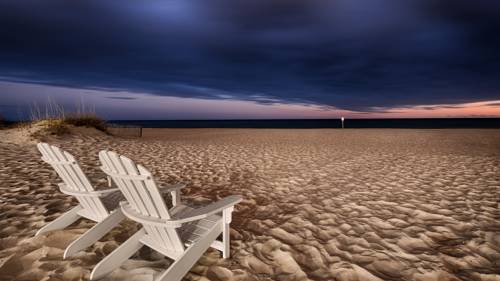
[0, 128, 499, 281]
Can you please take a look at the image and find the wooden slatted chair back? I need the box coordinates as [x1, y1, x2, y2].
[99, 150, 185, 253]
[37, 143, 109, 221]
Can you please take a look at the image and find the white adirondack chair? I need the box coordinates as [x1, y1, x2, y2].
[91, 150, 242, 281]
[35, 142, 126, 258]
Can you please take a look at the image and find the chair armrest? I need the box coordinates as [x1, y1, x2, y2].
[58, 183, 120, 198]
[172, 195, 242, 224]
[158, 183, 185, 194]
[93, 188, 121, 196]
[158, 183, 185, 206]
[120, 202, 180, 227]
[119, 195, 242, 228]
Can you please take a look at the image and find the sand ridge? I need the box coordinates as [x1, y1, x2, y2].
[0, 129, 499, 281]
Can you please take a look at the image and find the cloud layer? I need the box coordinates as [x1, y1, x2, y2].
[1, 0, 499, 112]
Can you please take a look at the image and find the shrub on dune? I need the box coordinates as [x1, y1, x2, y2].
[64, 113, 108, 132]
[45, 119, 71, 135]
[28, 100, 108, 135]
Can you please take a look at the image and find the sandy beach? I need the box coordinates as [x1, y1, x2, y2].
[0, 128, 499, 281]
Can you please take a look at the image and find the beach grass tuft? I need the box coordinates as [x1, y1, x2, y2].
[32, 114, 108, 136]
[45, 119, 71, 135]
[28, 100, 108, 135]
[64, 113, 108, 132]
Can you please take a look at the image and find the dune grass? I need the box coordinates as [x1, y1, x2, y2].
[64, 113, 108, 132]
[29, 101, 108, 135]
[34, 114, 108, 136]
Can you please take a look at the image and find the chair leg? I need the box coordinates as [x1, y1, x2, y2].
[90, 228, 146, 280]
[171, 190, 181, 207]
[155, 221, 222, 281]
[222, 223, 230, 258]
[222, 207, 234, 258]
[35, 205, 83, 236]
[64, 209, 125, 258]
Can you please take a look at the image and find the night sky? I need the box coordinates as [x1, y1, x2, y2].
[1, 0, 500, 119]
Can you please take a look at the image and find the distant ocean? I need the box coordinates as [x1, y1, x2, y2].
[109, 118, 500, 128]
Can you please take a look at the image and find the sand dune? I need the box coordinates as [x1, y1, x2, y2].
[0, 128, 499, 281]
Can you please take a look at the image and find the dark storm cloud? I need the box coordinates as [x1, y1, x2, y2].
[0, 0, 499, 111]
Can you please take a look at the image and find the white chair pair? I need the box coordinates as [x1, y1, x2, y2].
[36, 143, 242, 281]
